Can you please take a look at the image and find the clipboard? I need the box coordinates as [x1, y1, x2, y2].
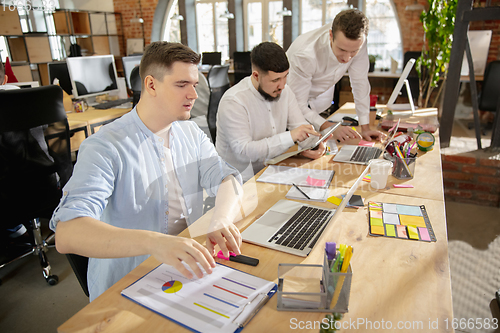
[121, 262, 277, 333]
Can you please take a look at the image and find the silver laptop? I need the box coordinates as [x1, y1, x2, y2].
[241, 167, 367, 257]
[332, 119, 400, 165]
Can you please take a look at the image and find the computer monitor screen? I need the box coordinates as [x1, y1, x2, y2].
[48, 61, 72, 95]
[386, 58, 415, 110]
[122, 55, 142, 89]
[66, 55, 119, 99]
[9, 81, 40, 88]
[202, 52, 221, 66]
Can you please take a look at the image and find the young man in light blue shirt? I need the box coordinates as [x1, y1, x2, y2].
[50, 42, 244, 301]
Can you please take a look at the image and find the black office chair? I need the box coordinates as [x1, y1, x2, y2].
[206, 64, 230, 144]
[233, 51, 252, 85]
[468, 61, 500, 139]
[202, 52, 222, 66]
[0, 85, 73, 285]
[66, 253, 89, 296]
[130, 66, 141, 108]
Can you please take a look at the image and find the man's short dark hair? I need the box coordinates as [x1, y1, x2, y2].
[139, 42, 201, 84]
[250, 42, 289, 74]
[0, 60, 5, 84]
[331, 9, 369, 40]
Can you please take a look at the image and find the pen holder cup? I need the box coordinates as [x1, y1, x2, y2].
[392, 156, 416, 180]
[276, 254, 352, 313]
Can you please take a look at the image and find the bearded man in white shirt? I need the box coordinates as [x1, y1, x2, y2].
[287, 8, 385, 142]
[216, 42, 345, 182]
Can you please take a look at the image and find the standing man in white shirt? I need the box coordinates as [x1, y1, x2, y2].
[287, 8, 384, 141]
[216, 42, 341, 182]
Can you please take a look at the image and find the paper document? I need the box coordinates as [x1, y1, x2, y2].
[286, 186, 330, 202]
[122, 263, 276, 333]
[257, 165, 334, 188]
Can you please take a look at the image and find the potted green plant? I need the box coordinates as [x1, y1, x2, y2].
[416, 0, 457, 107]
[368, 54, 381, 72]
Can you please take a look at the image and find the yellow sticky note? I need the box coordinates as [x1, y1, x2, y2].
[371, 225, 385, 235]
[327, 196, 342, 206]
[407, 225, 419, 240]
[385, 224, 396, 237]
[399, 215, 426, 228]
[370, 218, 383, 226]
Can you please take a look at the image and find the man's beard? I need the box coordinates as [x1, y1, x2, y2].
[258, 84, 281, 102]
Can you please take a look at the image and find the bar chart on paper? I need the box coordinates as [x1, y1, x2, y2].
[121, 263, 276, 333]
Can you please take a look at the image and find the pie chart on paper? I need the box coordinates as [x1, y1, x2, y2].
[162, 280, 183, 293]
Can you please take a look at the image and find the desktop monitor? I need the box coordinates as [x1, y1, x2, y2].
[202, 52, 221, 66]
[122, 55, 142, 89]
[66, 55, 119, 100]
[386, 58, 416, 113]
[9, 81, 40, 88]
[48, 61, 72, 95]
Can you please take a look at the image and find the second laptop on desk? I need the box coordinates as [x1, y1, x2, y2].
[242, 166, 368, 257]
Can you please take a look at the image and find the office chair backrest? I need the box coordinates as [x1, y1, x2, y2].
[233, 51, 252, 85]
[202, 52, 222, 66]
[129, 65, 142, 108]
[0, 85, 72, 221]
[206, 65, 230, 143]
[478, 60, 500, 112]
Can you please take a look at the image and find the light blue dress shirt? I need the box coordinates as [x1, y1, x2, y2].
[50, 108, 241, 301]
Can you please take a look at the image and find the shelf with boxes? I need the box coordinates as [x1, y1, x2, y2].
[0, 7, 124, 84]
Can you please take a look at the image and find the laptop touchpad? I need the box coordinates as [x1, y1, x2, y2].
[257, 211, 290, 228]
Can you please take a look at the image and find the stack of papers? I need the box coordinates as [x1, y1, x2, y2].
[286, 186, 330, 202]
[257, 165, 335, 188]
[281, 276, 322, 309]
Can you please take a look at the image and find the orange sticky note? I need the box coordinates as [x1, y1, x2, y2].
[371, 225, 385, 235]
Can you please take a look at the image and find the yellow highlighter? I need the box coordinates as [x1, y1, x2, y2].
[340, 246, 352, 273]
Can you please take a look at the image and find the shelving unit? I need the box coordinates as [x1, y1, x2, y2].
[0, 7, 124, 84]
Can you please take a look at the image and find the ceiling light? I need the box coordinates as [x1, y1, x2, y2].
[276, 7, 292, 16]
[170, 13, 184, 21]
[219, 10, 234, 19]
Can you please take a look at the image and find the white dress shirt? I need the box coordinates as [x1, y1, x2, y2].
[286, 23, 371, 128]
[216, 77, 308, 181]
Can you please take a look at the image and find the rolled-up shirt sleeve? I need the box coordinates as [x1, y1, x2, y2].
[348, 42, 371, 126]
[287, 55, 327, 129]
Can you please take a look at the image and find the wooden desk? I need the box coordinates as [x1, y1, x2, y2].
[58, 104, 453, 333]
[66, 107, 131, 151]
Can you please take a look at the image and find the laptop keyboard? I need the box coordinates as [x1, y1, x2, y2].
[268, 206, 334, 251]
[350, 146, 382, 163]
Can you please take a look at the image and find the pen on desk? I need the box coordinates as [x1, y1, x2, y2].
[292, 183, 311, 200]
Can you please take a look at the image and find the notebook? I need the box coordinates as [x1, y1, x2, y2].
[241, 166, 368, 257]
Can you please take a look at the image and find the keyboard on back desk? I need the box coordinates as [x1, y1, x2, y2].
[93, 97, 133, 109]
[350, 146, 382, 163]
[268, 206, 334, 251]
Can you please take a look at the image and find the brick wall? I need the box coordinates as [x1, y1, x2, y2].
[113, 0, 158, 49]
[442, 154, 500, 207]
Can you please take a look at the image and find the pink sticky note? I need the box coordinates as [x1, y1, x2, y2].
[306, 176, 326, 187]
[359, 140, 375, 147]
[418, 227, 431, 241]
[393, 184, 414, 188]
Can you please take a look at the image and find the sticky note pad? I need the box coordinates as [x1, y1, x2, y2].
[363, 175, 371, 182]
[382, 203, 398, 214]
[306, 176, 326, 187]
[418, 227, 431, 242]
[396, 225, 407, 239]
[370, 210, 383, 219]
[399, 215, 426, 228]
[327, 196, 342, 206]
[368, 202, 382, 210]
[396, 205, 422, 216]
[371, 225, 385, 235]
[370, 218, 383, 226]
[385, 224, 396, 237]
[393, 184, 414, 188]
[407, 226, 419, 240]
[383, 212, 400, 225]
